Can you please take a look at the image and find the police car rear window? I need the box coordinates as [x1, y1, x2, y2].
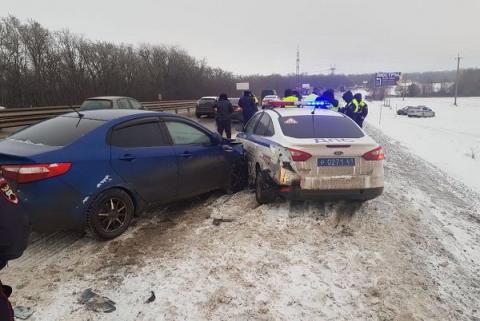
[279, 115, 364, 139]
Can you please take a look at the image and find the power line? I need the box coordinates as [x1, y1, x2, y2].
[454, 53, 462, 106]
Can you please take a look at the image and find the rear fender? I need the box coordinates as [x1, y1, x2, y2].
[268, 145, 300, 186]
[82, 182, 145, 217]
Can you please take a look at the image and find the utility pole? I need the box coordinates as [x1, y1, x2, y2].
[296, 45, 300, 87]
[454, 53, 462, 106]
[329, 64, 336, 75]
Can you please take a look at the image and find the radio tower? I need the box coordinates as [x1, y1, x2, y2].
[329, 64, 336, 75]
[296, 45, 300, 87]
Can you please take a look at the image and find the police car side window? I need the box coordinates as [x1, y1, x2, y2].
[265, 116, 275, 136]
[254, 113, 274, 137]
[245, 113, 262, 134]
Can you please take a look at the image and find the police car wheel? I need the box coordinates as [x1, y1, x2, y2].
[255, 170, 276, 204]
[87, 189, 134, 240]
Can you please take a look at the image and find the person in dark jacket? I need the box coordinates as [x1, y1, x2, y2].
[346, 93, 368, 127]
[238, 91, 257, 125]
[1, 178, 31, 321]
[0, 271, 14, 321]
[339, 90, 354, 114]
[315, 88, 336, 109]
[213, 93, 234, 139]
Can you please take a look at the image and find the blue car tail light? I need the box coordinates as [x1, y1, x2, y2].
[1, 163, 72, 184]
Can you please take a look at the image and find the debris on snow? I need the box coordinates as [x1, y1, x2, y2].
[212, 218, 235, 226]
[145, 291, 156, 304]
[78, 288, 116, 313]
[13, 306, 34, 320]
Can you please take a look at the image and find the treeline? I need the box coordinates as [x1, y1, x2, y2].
[243, 69, 480, 98]
[1, 16, 480, 108]
[0, 16, 237, 108]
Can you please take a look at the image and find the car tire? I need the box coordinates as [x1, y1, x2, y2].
[225, 157, 248, 194]
[195, 112, 202, 118]
[86, 189, 134, 240]
[255, 169, 276, 204]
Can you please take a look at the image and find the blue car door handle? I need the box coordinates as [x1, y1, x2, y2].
[222, 145, 233, 152]
[180, 152, 193, 159]
[119, 154, 136, 161]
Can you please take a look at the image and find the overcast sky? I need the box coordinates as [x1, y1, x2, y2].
[2, 0, 480, 75]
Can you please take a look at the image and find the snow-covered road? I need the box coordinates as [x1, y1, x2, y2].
[2, 118, 480, 321]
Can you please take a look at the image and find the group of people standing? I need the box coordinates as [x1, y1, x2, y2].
[213, 90, 257, 139]
[282, 88, 368, 128]
[212, 88, 369, 140]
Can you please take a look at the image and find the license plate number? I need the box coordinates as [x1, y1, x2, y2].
[317, 158, 355, 167]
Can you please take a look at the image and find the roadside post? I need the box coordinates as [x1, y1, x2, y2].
[379, 103, 383, 126]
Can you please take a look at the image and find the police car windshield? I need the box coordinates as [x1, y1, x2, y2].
[279, 115, 364, 139]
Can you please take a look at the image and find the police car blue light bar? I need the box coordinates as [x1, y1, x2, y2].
[301, 100, 332, 108]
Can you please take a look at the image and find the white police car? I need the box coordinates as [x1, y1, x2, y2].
[236, 107, 384, 204]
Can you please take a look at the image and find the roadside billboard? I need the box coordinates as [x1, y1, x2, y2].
[375, 72, 401, 87]
[236, 82, 250, 91]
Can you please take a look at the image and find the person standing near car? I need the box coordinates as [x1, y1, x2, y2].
[347, 93, 368, 128]
[239, 91, 257, 124]
[339, 90, 354, 114]
[0, 261, 14, 321]
[0, 185, 31, 321]
[213, 93, 234, 139]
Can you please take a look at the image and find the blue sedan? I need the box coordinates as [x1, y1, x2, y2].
[0, 110, 245, 239]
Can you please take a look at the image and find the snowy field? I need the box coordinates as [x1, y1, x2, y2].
[366, 97, 480, 193]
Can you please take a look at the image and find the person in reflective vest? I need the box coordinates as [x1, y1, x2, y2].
[303, 88, 320, 103]
[282, 89, 298, 107]
[347, 93, 368, 128]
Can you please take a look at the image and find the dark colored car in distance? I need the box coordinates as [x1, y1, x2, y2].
[196, 97, 243, 122]
[0, 110, 245, 240]
[195, 96, 217, 118]
[229, 97, 244, 123]
[80, 96, 144, 111]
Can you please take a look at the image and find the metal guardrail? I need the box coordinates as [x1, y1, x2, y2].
[0, 100, 197, 129]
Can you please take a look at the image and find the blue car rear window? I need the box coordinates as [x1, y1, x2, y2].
[8, 116, 105, 146]
[279, 115, 364, 139]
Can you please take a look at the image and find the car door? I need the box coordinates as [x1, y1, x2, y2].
[109, 117, 178, 205]
[251, 113, 276, 170]
[164, 119, 227, 198]
[238, 113, 263, 177]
